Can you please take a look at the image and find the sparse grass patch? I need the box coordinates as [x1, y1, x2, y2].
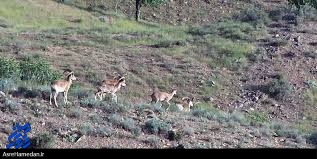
[230, 111, 250, 126]
[269, 7, 289, 21]
[67, 107, 83, 118]
[182, 126, 194, 136]
[192, 35, 255, 70]
[271, 122, 300, 139]
[294, 119, 315, 134]
[143, 135, 161, 148]
[95, 126, 112, 137]
[299, 4, 317, 21]
[246, 111, 270, 126]
[108, 114, 123, 126]
[89, 114, 103, 124]
[100, 101, 130, 114]
[0, 0, 104, 31]
[80, 97, 100, 108]
[191, 105, 230, 123]
[233, 6, 270, 27]
[69, 86, 91, 100]
[259, 126, 273, 137]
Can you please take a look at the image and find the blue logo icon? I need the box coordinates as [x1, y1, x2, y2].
[6, 123, 31, 149]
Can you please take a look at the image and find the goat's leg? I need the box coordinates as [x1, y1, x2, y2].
[54, 92, 59, 107]
[111, 93, 118, 103]
[166, 101, 171, 111]
[94, 92, 98, 100]
[49, 92, 53, 106]
[64, 91, 70, 105]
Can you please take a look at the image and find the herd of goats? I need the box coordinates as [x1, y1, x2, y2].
[49, 69, 194, 112]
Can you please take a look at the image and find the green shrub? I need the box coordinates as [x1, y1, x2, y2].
[191, 106, 230, 123]
[67, 107, 83, 118]
[3, 97, 20, 112]
[143, 118, 171, 135]
[307, 132, 317, 146]
[247, 112, 270, 125]
[19, 56, 60, 84]
[0, 79, 16, 93]
[95, 126, 112, 137]
[80, 97, 100, 108]
[262, 78, 293, 100]
[79, 123, 95, 136]
[230, 111, 250, 126]
[234, 7, 270, 27]
[0, 58, 20, 80]
[121, 118, 141, 136]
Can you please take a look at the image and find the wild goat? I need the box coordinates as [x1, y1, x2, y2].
[150, 89, 177, 110]
[94, 75, 126, 103]
[50, 70, 77, 107]
[176, 97, 194, 112]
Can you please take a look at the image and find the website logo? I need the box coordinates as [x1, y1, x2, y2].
[6, 123, 31, 149]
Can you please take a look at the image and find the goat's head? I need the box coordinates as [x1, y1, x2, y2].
[172, 89, 177, 95]
[118, 76, 126, 87]
[66, 71, 77, 81]
[63, 69, 73, 76]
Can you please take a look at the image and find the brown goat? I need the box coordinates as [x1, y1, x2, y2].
[49, 71, 77, 107]
[150, 89, 177, 110]
[95, 76, 126, 103]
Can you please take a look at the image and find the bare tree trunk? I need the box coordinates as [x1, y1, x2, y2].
[135, 0, 142, 21]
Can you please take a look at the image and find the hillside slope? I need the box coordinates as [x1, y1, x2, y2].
[0, 0, 316, 148]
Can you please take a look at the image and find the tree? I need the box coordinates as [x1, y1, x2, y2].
[135, 0, 166, 21]
[288, 0, 317, 10]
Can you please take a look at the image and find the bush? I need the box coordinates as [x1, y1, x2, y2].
[271, 122, 300, 139]
[299, 4, 317, 21]
[191, 106, 230, 123]
[101, 102, 130, 114]
[80, 97, 100, 108]
[95, 126, 112, 137]
[234, 7, 270, 27]
[29, 133, 55, 148]
[307, 132, 317, 146]
[230, 111, 249, 126]
[79, 123, 95, 136]
[143, 118, 171, 135]
[262, 78, 293, 100]
[121, 118, 141, 136]
[0, 58, 20, 80]
[0, 79, 16, 93]
[2, 97, 20, 112]
[19, 56, 61, 84]
[67, 107, 83, 118]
